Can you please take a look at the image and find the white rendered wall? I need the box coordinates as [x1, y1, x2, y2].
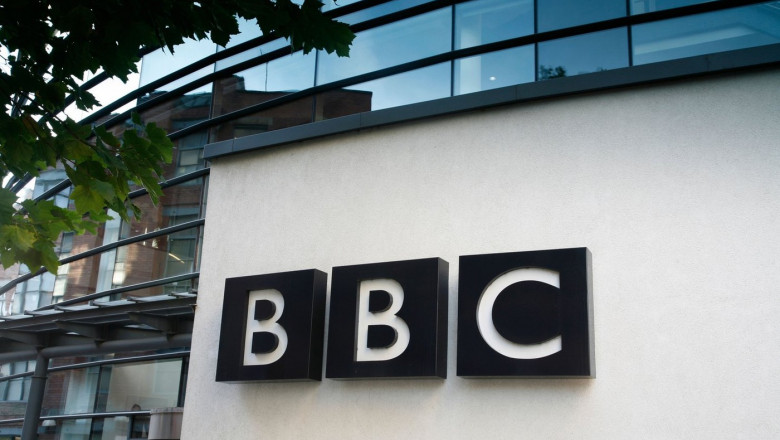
[182, 69, 780, 439]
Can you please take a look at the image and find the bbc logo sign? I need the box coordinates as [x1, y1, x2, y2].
[215, 248, 593, 382]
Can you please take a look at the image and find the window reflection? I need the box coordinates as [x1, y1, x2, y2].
[215, 27, 288, 72]
[322, 0, 362, 12]
[316, 8, 451, 84]
[43, 367, 101, 416]
[213, 51, 315, 116]
[455, 46, 534, 95]
[455, 0, 534, 49]
[95, 359, 182, 412]
[4, 220, 202, 311]
[139, 39, 216, 94]
[210, 96, 315, 142]
[538, 0, 626, 32]
[632, 2, 780, 64]
[338, 0, 431, 25]
[0, 361, 35, 409]
[42, 359, 183, 418]
[317, 63, 451, 118]
[538, 28, 629, 79]
[64, 67, 141, 123]
[630, 0, 714, 15]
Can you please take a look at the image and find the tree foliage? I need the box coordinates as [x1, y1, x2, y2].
[0, 0, 353, 273]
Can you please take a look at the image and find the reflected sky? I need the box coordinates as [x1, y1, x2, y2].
[317, 8, 451, 85]
[633, 2, 780, 64]
[630, 0, 715, 15]
[455, 0, 534, 49]
[338, 0, 430, 24]
[455, 46, 534, 95]
[344, 63, 451, 111]
[139, 38, 217, 93]
[539, 28, 629, 77]
[231, 51, 315, 93]
[63, 69, 140, 122]
[538, 0, 626, 32]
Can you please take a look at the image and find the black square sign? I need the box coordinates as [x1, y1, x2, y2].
[457, 248, 594, 377]
[325, 258, 448, 379]
[215, 269, 327, 382]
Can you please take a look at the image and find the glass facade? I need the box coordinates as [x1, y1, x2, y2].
[77, 0, 779, 145]
[0, 354, 187, 439]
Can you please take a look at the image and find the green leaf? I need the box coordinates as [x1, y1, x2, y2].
[1, 225, 36, 252]
[70, 184, 106, 215]
[0, 189, 17, 225]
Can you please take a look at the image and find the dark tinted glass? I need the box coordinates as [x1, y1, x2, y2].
[210, 97, 315, 142]
[455, 46, 535, 95]
[455, 0, 534, 49]
[538, 28, 630, 78]
[538, 0, 626, 31]
[632, 2, 780, 64]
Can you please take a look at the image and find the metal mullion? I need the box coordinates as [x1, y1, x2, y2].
[0, 370, 34, 382]
[126, 167, 210, 199]
[48, 351, 190, 373]
[35, 272, 200, 310]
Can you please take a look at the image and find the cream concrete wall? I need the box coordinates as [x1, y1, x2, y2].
[182, 68, 780, 439]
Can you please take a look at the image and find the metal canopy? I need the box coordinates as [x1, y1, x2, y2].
[0, 294, 196, 363]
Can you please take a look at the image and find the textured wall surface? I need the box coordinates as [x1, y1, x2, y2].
[182, 68, 780, 439]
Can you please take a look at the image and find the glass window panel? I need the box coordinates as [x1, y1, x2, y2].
[90, 414, 145, 440]
[45, 225, 202, 304]
[42, 366, 101, 416]
[106, 226, 202, 292]
[5, 378, 22, 401]
[455, 45, 535, 95]
[209, 97, 315, 142]
[213, 51, 315, 118]
[216, 35, 289, 71]
[136, 93, 212, 144]
[21, 376, 31, 400]
[130, 414, 151, 439]
[538, 0, 626, 32]
[0, 420, 23, 437]
[9, 269, 66, 312]
[339, 0, 431, 25]
[63, 66, 141, 123]
[455, 0, 534, 49]
[630, 0, 714, 15]
[322, 0, 363, 12]
[538, 27, 630, 79]
[139, 39, 216, 93]
[42, 418, 93, 439]
[219, 17, 263, 50]
[316, 63, 451, 119]
[632, 2, 780, 64]
[97, 359, 182, 412]
[316, 8, 451, 84]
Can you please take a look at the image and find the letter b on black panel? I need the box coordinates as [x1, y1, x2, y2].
[326, 258, 448, 379]
[216, 269, 327, 382]
[457, 248, 594, 377]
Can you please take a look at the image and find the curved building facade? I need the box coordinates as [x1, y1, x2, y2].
[1, 0, 780, 438]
